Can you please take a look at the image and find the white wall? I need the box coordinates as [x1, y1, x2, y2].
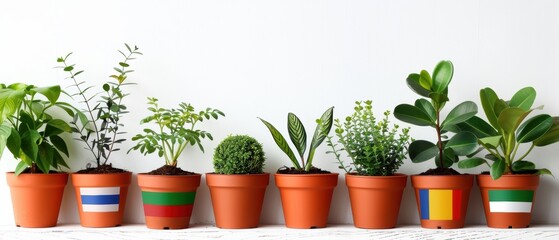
[1, 0, 559, 226]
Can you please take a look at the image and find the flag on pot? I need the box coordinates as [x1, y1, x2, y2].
[419, 189, 462, 220]
[80, 187, 120, 212]
[488, 190, 533, 213]
[141, 191, 196, 218]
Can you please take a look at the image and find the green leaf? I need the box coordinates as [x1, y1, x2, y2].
[15, 161, 28, 175]
[491, 158, 506, 180]
[44, 119, 72, 137]
[307, 107, 334, 169]
[50, 135, 69, 157]
[414, 99, 436, 123]
[0, 125, 11, 158]
[103, 83, 110, 91]
[63, 66, 74, 72]
[534, 117, 559, 146]
[287, 113, 307, 159]
[435, 148, 457, 168]
[455, 116, 498, 138]
[259, 118, 301, 169]
[6, 127, 19, 157]
[516, 114, 553, 143]
[431, 60, 454, 93]
[498, 107, 530, 135]
[32, 85, 61, 104]
[428, 92, 449, 107]
[537, 168, 553, 176]
[442, 101, 478, 128]
[36, 143, 54, 173]
[419, 70, 432, 90]
[511, 160, 535, 172]
[480, 88, 500, 130]
[406, 73, 431, 98]
[0, 88, 25, 123]
[119, 62, 129, 67]
[458, 157, 487, 169]
[509, 87, 536, 111]
[478, 136, 502, 149]
[394, 104, 435, 127]
[21, 129, 41, 162]
[446, 131, 478, 156]
[409, 140, 438, 163]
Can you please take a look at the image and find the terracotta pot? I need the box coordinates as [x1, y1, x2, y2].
[274, 173, 338, 229]
[206, 173, 269, 229]
[477, 174, 539, 228]
[411, 174, 474, 229]
[137, 173, 201, 229]
[6, 172, 68, 228]
[71, 172, 132, 228]
[346, 173, 407, 229]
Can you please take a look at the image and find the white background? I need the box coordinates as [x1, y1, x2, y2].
[1, 0, 559, 226]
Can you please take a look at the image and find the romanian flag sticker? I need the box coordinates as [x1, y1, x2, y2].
[419, 189, 462, 220]
[489, 190, 533, 213]
[80, 187, 120, 212]
[142, 191, 196, 218]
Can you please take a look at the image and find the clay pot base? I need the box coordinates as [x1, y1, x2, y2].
[145, 216, 191, 229]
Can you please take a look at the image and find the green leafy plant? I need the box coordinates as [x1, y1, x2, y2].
[0, 84, 72, 175]
[393, 60, 478, 173]
[326, 101, 411, 176]
[213, 135, 266, 174]
[57, 44, 142, 170]
[457, 87, 559, 179]
[129, 97, 224, 168]
[259, 107, 334, 172]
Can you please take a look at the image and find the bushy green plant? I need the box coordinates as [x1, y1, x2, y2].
[213, 135, 266, 174]
[326, 101, 411, 176]
[129, 97, 224, 168]
[457, 87, 559, 179]
[57, 44, 142, 170]
[259, 107, 334, 172]
[393, 60, 479, 173]
[0, 84, 72, 175]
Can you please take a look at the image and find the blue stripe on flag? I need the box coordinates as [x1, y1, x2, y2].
[81, 195, 120, 205]
[419, 189, 430, 220]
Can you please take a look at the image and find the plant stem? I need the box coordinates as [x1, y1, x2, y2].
[516, 144, 535, 162]
[435, 110, 444, 168]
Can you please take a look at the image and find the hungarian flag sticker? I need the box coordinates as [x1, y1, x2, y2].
[488, 190, 534, 213]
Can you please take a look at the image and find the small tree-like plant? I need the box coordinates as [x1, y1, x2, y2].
[327, 100, 411, 176]
[213, 135, 266, 174]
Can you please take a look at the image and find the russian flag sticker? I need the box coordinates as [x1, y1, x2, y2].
[80, 187, 120, 212]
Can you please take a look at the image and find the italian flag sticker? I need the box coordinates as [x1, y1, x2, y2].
[489, 190, 534, 213]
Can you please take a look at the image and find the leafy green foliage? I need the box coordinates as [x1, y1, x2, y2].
[0, 84, 72, 175]
[259, 107, 334, 172]
[394, 60, 478, 170]
[457, 87, 559, 179]
[326, 101, 411, 176]
[129, 98, 224, 166]
[57, 44, 142, 168]
[213, 135, 266, 174]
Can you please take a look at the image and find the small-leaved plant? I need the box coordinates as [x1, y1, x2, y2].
[457, 87, 559, 179]
[129, 97, 224, 169]
[393, 60, 479, 174]
[259, 107, 334, 173]
[326, 100, 411, 176]
[0, 84, 72, 175]
[57, 44, 142, 171]
[213, 135, 266, 174]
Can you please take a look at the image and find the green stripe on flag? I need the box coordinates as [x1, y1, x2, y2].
[489, 190, 533, 202]
[142, 191, 196, 205]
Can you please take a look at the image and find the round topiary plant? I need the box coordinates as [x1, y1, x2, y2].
[213, 135, 266, 174]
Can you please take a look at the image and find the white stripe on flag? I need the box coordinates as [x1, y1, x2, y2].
[80, 187, 120, 195]
[489, 202, 532, 213]
[82, 204, 119, 212]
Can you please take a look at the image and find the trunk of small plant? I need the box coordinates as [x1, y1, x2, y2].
[435, 109, 444, 168]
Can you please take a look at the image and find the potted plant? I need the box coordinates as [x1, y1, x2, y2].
[129, 97, 224, 229]
[56, 44, 142, 227]
[206, 135, 268, 229]
[259, 106, 337, 229]
[0, 83, 72, 227]
[456, 87, 559, 228]
[393, 60, 478, 229]
[325, 100, 411, 229]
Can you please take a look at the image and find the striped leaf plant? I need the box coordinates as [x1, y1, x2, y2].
[259, 107, 334, 172]
[456, 87, 559, 179]
[393, 60, 479, 173]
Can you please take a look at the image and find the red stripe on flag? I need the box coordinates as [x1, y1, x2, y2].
[452, 190, 462, 220]
[143, 204, 193, 218]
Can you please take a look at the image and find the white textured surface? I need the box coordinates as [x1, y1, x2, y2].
[1, 225, 559, 240]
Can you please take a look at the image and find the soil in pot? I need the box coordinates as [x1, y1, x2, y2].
[7, 172, 68, 228]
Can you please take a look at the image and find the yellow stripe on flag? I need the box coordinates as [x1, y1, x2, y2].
[429, 190, 453, 220]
